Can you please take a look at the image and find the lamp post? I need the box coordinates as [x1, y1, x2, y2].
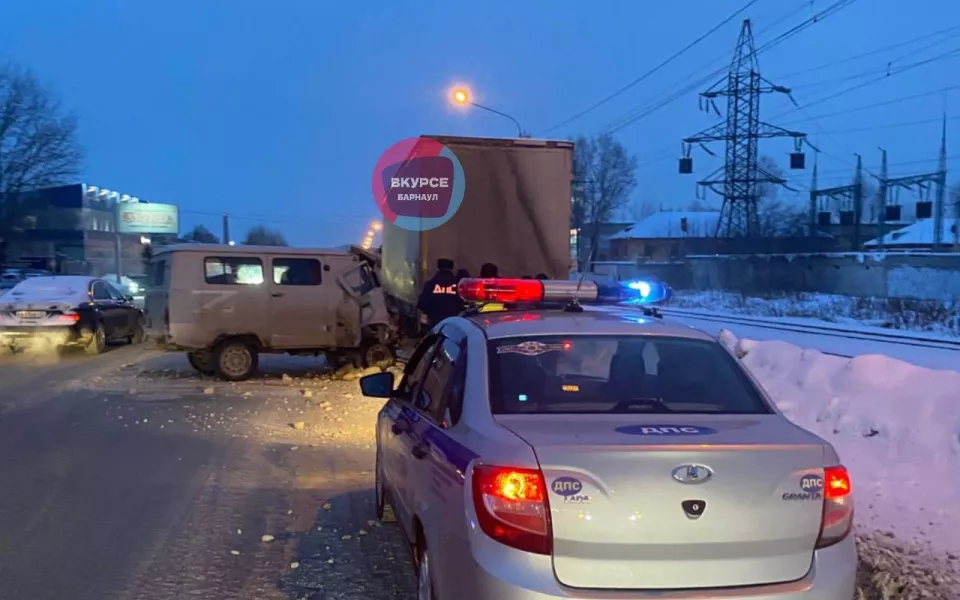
[450, 86, 529, 137]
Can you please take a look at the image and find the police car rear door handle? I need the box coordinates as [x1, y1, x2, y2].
[271, 292, 284, 298]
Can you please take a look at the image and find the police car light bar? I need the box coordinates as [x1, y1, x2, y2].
[457, 278, 672, 305]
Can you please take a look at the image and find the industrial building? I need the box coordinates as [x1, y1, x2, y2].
[0, 183, 179, 276]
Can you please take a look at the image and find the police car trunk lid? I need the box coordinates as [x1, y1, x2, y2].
[497, 414, 826, 590]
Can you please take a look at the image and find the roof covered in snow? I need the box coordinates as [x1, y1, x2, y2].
[610, 211, 721, 240]
[2, 276, 94, 305]
[864, 218, 959, 247]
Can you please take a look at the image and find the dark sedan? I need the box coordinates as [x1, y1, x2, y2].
[0, 276, 144, 354]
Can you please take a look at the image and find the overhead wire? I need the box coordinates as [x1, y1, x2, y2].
[604, 0, 859, 134]
[774, 23, 960, 81]
[789, 32, 959, 91]
[540, 0, 814, 138]
[534, 0, 764, 136]
[768, 45, 960, 121]
[778, 84, 960, 126]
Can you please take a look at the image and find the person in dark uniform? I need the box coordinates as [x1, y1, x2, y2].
[535, 273, 548, 280]
[417, 258, 465, 327]
[480, 263, 499, 278]
[455, 268, 470, 282]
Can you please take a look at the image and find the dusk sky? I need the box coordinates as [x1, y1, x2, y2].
[2, 0, 956, 246]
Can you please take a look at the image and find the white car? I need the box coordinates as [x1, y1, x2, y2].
[359, 277, 857, 600]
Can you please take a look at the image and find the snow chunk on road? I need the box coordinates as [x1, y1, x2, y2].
[733, 335, 960, 557]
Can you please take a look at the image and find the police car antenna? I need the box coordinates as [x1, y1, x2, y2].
[566, 271, 588, 313]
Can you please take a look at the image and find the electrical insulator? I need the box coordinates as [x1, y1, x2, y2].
[678, 157, 693, 174]
[789, 152, 806, 170]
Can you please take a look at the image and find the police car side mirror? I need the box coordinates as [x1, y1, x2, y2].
[359, 372, 395, 398]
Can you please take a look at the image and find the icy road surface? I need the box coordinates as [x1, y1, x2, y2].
[0, 346, 956, 599]
[0, 349, 414, 600]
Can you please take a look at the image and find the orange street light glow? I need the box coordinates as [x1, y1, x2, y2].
[451, 87, 471, 105]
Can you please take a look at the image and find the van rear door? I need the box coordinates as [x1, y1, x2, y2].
[143, 256, 170, 341]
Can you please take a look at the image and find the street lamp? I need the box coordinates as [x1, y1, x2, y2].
[449, 85, 528, 137]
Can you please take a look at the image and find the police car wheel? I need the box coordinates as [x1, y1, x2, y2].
[416, 540, 435, 600]
[375, 447, 386, 520]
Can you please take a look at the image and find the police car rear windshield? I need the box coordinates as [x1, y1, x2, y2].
[486, 335, 773, 415]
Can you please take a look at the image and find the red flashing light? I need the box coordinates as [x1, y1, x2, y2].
[458, 278, 544, 304]
[816, 465, 854, 549]
[472, 465, 551, 555]
[824, 466, 851, 500]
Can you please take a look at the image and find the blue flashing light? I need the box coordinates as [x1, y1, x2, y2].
[595, 278, 673, 305]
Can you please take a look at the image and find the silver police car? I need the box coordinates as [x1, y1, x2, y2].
[359, 278, 857, 600]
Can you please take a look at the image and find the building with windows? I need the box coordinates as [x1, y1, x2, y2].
[0, 183, 179, 276]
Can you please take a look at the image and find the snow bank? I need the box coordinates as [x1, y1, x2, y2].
[673, 290, 960, 337]
[724, 330, 960, 558]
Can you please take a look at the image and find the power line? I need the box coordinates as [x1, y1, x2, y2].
[777, 23, 960, 80]
[534, 0, 763, 136]
[809, 115, 960, 135]
[778, 84, 960, 126]
[788, 35, 960, 91]
[605, 0, 859, 134]
[587, 1, 816, 135]
[768, 45, 960, 120]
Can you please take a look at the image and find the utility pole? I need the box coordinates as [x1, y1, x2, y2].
[809, 158, 864, 249]
[679, 19, 808, 238]
[933, 114, 948, 247]
[807, 159, 819, 235]
[852, 155, 864, 248]
[876, 141, 946, 251]
[953, 188, 960, 252]
[222, 213, 230, 245]
[875, 148, 888, 251]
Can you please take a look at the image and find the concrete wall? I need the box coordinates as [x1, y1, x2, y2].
[594, 253, 960, 301]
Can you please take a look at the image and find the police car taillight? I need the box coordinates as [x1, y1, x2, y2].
[471, 465, 552, 555]
[457, 277, 672, 305]
[816, 465, 854, 549]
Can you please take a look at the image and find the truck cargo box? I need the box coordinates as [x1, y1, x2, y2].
[380, 135, 573, 310]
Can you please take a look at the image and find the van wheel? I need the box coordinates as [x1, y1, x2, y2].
[213, 339, 259, 381]
[187, 350, 216, 375]
[362, 341, 395, 370]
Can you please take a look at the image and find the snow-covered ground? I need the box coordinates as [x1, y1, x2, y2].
[672, 290, 960, 337]
[722, 330, 960, 562]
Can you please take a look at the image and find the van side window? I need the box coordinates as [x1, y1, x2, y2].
[204, 257, 264, 285]
[272, 258, 322, 286]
